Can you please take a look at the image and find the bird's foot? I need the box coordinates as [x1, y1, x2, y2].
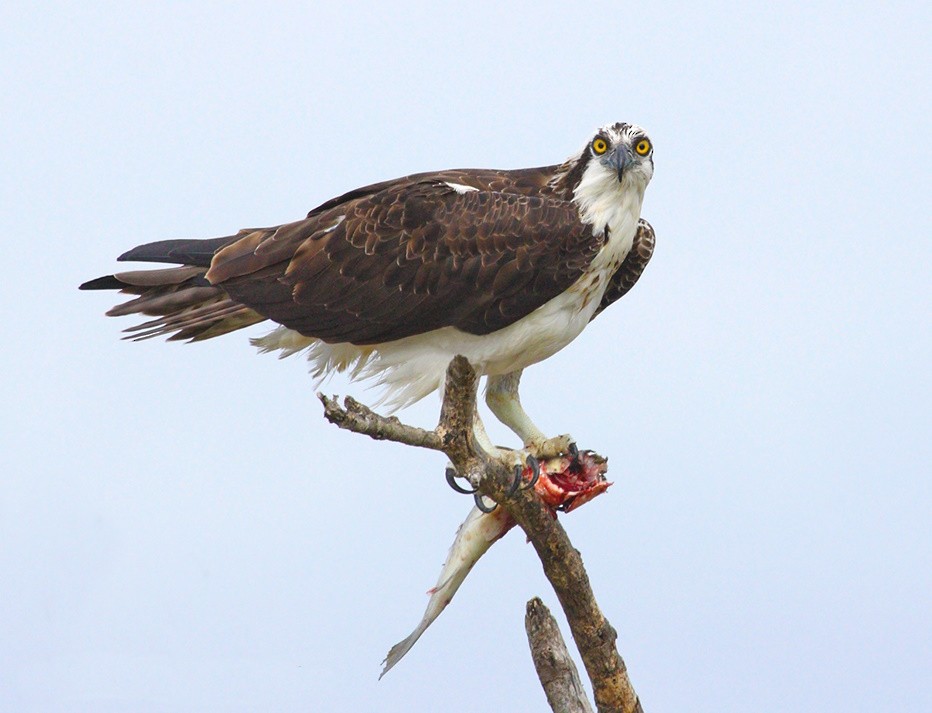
[507, 452, 540, 494]
[444, 452, 540, 513]
[445, 465, 478, 494]
[525, 433, 578, 461]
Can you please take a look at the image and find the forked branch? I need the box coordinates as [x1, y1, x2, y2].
[319, 356, 642, 713]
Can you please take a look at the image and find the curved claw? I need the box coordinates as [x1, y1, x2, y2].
[568, 442, 579, 459]
[474, 493, 498, 513]
[446, 466, 478, 494]
[521, 455, 540, 490]
[505, 464, 523, 497]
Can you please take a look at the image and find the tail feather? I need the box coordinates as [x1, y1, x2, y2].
[80, 236, 268, 342]
[111, 266, 206, 288]
[106, 285, 219, 318]
[124, 300, 245, 335]
[128, 303, 262, 343]
[169, 307, 264, 342]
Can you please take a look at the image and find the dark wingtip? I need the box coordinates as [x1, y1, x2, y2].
[79, 275, 122, 290]
[117, 239, 189, 263]
[117, 236, 234, 266]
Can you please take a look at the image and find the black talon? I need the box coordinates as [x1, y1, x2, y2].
[521, 455, 540, 490]
[474, 492, 497, 513]
[446, 466, 477, 494]
[568, 442, 579, 459]
[505, 464, 522, 497]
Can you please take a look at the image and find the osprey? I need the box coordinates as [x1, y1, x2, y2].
[81, 122, 656, 458]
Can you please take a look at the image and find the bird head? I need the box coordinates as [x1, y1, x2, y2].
[582, 122, 654, 189]
[550, 122, 654, 213]
[551, 122, 653, 233]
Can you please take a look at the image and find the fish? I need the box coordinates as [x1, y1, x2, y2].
[380, 450, 610, 677]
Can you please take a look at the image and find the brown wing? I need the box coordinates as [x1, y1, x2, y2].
[79, 166, 588, 344]
[207, 180, 602, 344]
[592, 218, 655, 319]
[304, 166, 560, 216]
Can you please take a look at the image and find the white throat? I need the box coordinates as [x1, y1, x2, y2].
[573, 162, 646, 238]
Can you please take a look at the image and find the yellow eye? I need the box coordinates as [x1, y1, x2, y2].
[592, 137, 609, 155]
[635, 138, 652, 156]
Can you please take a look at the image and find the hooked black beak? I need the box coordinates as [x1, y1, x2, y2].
[610, 148, 631, 182]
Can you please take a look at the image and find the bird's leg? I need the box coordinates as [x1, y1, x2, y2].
[443, 409, 537, 508]
[471, 411, 535, 507]
[442, 401, 509, 501]
[485, 370, 576, 459]
[471, 409, 502, 459]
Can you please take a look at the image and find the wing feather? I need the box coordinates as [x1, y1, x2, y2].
[592, 218, 656, 319]
[211, 181, 601, 344]
[82, 165, 620, 346]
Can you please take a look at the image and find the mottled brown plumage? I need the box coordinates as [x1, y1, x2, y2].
[82, 120, 658, 461]
[595, 218, 655, 318]
[82, 166, 654, 345]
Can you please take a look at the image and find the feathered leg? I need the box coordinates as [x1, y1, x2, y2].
[485, 370, 575, 458]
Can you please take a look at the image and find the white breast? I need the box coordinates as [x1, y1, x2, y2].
[253, 178, 645, 410]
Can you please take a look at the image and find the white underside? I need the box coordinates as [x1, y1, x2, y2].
[252, 173, 645, 411]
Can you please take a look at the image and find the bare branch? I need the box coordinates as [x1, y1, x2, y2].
[317, 356, 642, 713]
[318, 393, 442, 450]
[488, 475, 642, 713]
[526, 597, 594, 713]
[436, 355, 487, 475]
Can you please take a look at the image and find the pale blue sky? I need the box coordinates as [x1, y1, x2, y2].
[2, 2, 929, 711]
